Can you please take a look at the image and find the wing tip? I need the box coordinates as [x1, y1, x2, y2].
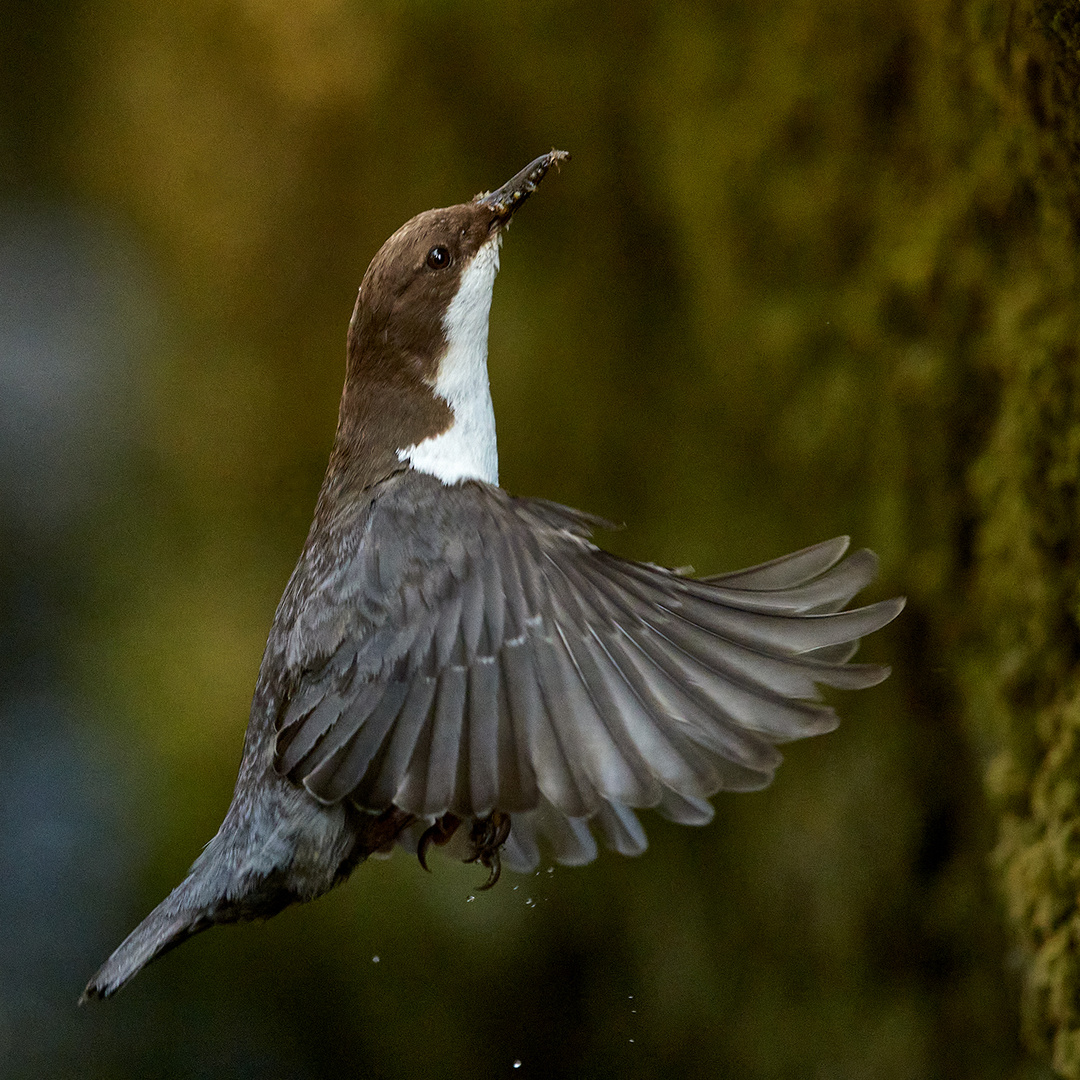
[867, 594, 906, 629]
[704, 535, 853, 589]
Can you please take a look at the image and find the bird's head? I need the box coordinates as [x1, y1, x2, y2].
[332, 151, 569, 492]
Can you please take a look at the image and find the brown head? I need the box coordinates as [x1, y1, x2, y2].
[325, 151, 570, 499]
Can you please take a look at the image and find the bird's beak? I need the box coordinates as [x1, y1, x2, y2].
[475, 150, 570, 228]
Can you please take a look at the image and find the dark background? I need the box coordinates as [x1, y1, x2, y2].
[3, 0, 1077, 1077]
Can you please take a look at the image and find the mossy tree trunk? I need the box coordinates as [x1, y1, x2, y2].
[954, 4, 1080, 1073]
[860, 1, 1080, 1073]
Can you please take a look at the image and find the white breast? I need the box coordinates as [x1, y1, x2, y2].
[398, 238, 501, 485]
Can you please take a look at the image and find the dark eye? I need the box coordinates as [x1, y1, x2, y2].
[426, 246, 451, 270]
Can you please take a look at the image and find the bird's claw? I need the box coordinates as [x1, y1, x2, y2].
[465, 812, 512, 890]
[417, 813, 461, 872]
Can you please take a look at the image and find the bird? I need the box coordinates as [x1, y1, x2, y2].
[82, 150, 904, 1002]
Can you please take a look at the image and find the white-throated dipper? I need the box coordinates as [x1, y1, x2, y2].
[82, 150, 903, 1001]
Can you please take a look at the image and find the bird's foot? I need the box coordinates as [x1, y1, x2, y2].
[464, 812, 512, 890]
[417, 813, 461, 872]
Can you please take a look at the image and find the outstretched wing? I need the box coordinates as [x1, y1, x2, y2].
[274, 472, 902, 868]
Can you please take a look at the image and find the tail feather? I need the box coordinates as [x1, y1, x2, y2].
[80, 889, 211, 1003]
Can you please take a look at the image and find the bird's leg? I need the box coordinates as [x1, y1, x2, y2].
[417, 813, 461, 872]
[464, 812, 512, 890]
[337, 805, 416, 882]
[367, 806, 417, 854]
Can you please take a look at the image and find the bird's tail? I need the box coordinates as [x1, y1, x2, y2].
[80, 881, 212, 1003]
[80, 787, 374, 1002]
[79, 822, 262, 1003]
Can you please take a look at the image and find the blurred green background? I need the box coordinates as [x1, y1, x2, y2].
[5, 0, 1080, 1077]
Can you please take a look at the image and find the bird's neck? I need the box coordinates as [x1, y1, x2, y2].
[395, 240, 501, 486]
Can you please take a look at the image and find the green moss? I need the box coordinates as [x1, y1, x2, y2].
[946, 2, 1080, 1072]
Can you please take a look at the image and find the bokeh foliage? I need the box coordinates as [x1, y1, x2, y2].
[6, 0, 1080, 1075]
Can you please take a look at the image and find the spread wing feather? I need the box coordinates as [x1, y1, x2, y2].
[273, 472, 903, 869]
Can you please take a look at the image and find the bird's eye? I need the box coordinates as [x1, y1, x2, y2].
[426, 246, 452, 270]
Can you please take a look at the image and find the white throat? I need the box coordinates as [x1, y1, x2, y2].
[397, 238, 501, 485]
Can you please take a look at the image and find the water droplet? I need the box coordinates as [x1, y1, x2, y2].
[629, 1038, 635, 1044]
[513, 1060, 522, 1069]
[372, 955, 380, 964]
[546, 867, 554, 875]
